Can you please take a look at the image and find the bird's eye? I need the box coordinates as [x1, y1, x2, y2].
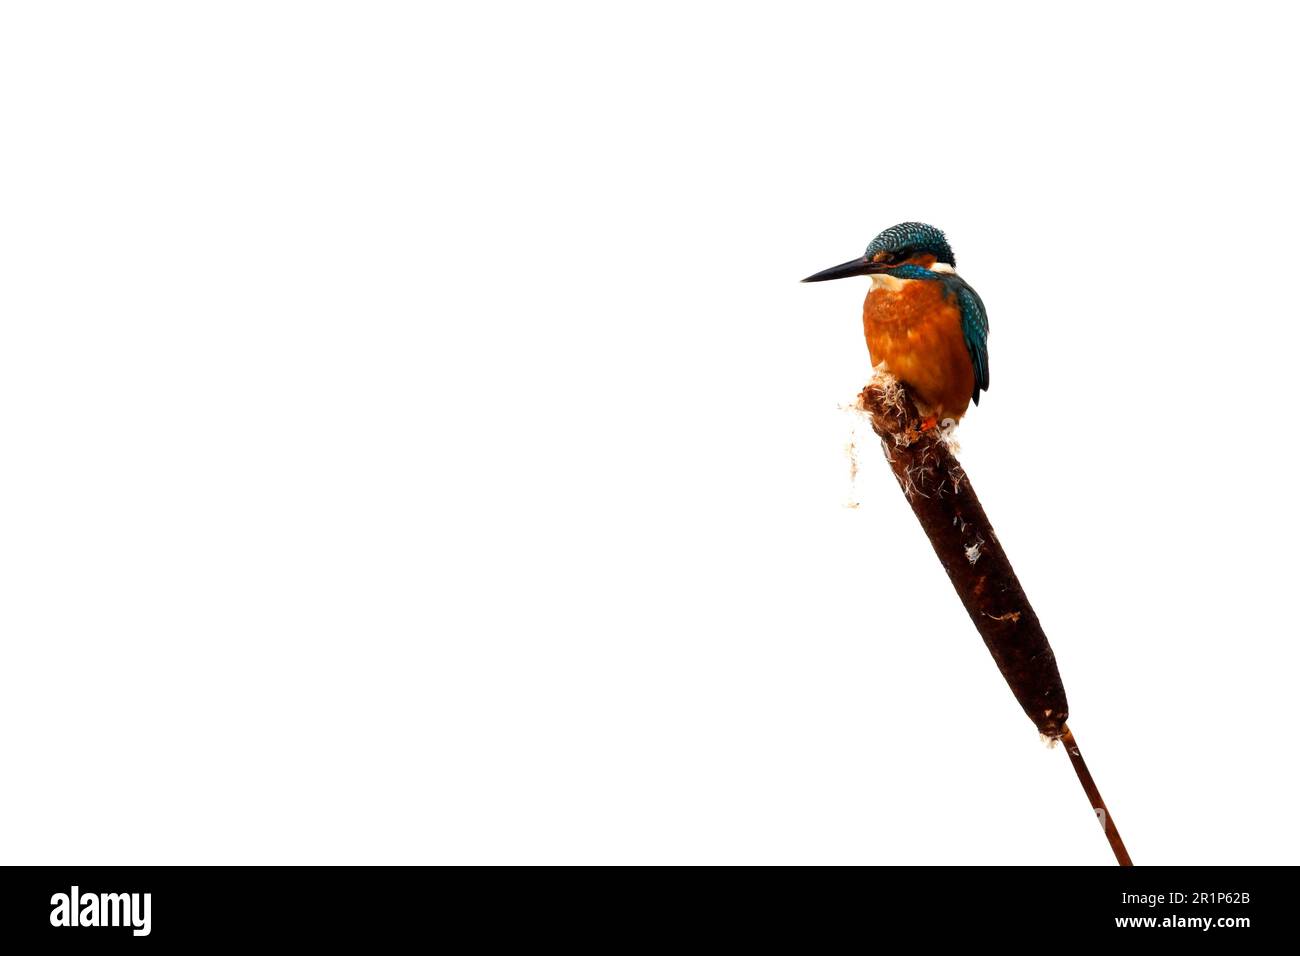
[889, 249, 910, 264]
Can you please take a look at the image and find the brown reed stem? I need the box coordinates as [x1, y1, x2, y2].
[858, 373, 1131, 864]
[1061, 725, 1133, 866]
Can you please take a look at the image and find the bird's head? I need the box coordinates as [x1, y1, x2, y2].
[802, 222, 954, 283]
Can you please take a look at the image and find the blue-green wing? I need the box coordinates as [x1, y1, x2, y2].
[945, 276, 989, 405]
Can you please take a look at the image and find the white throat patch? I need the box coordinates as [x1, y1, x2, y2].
[870, 273, 908, 292]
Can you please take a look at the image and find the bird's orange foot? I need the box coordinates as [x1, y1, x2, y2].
[897, 415, 940, 447]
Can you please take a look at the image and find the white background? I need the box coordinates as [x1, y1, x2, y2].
[2, 2, 1297, 865]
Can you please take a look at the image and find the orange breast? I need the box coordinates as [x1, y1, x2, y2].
[863, 279, 974, 421]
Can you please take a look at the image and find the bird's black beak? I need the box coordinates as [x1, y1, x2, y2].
[801, 257, 891, 283]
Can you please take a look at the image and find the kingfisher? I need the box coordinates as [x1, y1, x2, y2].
[803, 222, 989, 429]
